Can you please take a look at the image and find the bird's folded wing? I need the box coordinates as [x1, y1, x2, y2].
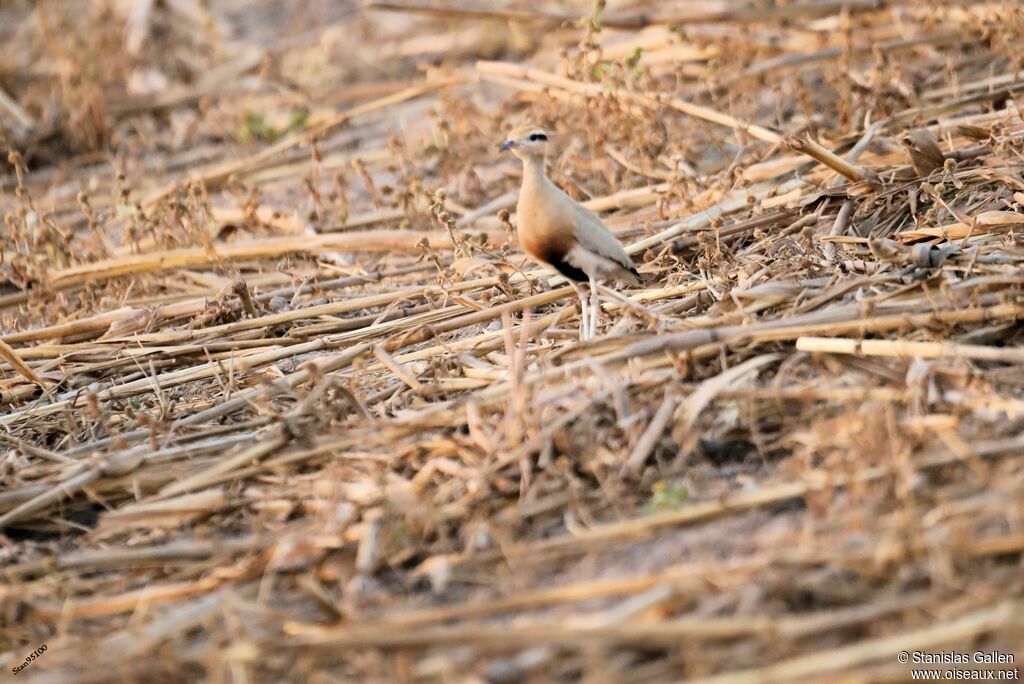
[570, 203, 636, 272]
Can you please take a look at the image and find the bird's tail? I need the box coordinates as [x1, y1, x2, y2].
[619, 264, 642, 287]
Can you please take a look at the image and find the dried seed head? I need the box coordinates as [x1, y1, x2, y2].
[868, 238, 904, 263]
[900, 129, 945, 176]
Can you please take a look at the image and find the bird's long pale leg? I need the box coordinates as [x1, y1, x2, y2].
[580, 294, 589, 342]
[572, 283, 589, 342]
[588, 276, 600, 339]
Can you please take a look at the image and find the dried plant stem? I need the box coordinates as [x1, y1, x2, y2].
[0, 338, 51, 390]
[796, 336, 1024, 363]
[367, 0, 645, 29]
[621, 391, 679, 476]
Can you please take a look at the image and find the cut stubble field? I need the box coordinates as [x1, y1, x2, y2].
[2, 0, 1024, 681]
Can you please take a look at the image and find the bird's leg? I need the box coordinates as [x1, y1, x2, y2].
[572, 283, 589, 342]
[589, 276, 600, 339]
[579, 292, 589, 342]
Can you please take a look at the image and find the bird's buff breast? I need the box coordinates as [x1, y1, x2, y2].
[516, 196, 573, 266]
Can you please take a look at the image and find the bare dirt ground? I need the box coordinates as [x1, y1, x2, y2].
[2, 0, 1024, 681]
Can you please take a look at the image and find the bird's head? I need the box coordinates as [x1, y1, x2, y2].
[499, 125, 550, 161]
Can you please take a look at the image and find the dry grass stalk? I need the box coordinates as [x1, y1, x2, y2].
[797, 336, 1024, 363]
[0, 338, 51, 391]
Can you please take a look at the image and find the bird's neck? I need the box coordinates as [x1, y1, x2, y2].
[520, 156, 550, 196]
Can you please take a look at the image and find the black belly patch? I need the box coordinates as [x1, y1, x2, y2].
[547, 255, 588, 282]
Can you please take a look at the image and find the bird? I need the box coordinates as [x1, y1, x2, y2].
[499, 124, 640, 341]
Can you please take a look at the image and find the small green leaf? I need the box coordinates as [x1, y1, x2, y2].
[239, 111, 283, 143]
[287, 107, 310, 132]
[645, 480, 690, 514]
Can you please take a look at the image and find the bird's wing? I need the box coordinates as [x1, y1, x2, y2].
[568, 201, 637, 273]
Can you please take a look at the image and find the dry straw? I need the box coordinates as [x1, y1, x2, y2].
[1, 0, 1023, 681]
